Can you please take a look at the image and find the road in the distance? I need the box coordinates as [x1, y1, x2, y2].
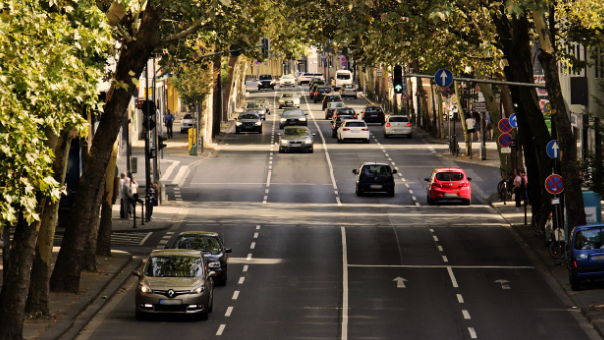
[79, 84, 596, 340]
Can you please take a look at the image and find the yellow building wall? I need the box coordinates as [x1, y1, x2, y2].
[167, 79, 180, 113]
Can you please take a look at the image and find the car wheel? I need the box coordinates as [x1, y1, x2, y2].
[309, 148, 314, 153]
[258, 128, 262, 134]
[465, 198, 472, 206]
[332, 130, 337, 138]
[388, 189, 395, 197]
[235, 129, 240, 134]
[354, 95, 358, 99]
[337, 137, 342, 143]
[279, 106, 282, 109]
[355, 187, 361, 196]
[365, 138, 370, 143]
[427, 196, 433, 205]
[570, 269, 580, 291]
[384, 134, 390, 138]
[279, 147, 284, 153]
[135, 309, 146, 321]
[279, 125, 284, 129]
[297, 105, 300, 108]
[197, 306, 209, 321]
[408, 134, 413, 138]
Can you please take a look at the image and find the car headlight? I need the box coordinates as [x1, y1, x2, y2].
[280, 118, 287, 122]
[235, 122, 242, 126]
[192, 285, 206, 294]
[208, 261, 221, 268]
[299, 117, 307, 121]
[281, 140, 289, 146]
[304, 139, 312, 144]
[138, 282, 151, 294]
[279, 100, 285, 104]
[254, 121, 262, 126]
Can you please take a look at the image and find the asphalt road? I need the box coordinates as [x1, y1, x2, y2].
[78, 84, 595, 340]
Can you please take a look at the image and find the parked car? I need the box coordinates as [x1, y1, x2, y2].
[279, 109, 308, 129]
[339, 84, 358, 98]
[324, 101, 346, 120]
[171, 231, 232, 286]
[132, 249, 215, 320]
[278, 93, 301, 109]
[352, 162, 397, 196]
[235, 112, 263, 134]
[278, 126, 315, 153]
[313, 86, 333, 103]
[180, 113, 194, 133]
[337, 120, 370, 143]
[384, 115, 412, 138]
[360, 105, 386, 125]
[322, 93, 343, 110]
[568, 224, 604, 291]
[244, 102, 267, 120]
[425, 168, 472, 205]
[279, 75, 296, 87]
[331, 113, 356, 137]
[257, 74, 275, 90]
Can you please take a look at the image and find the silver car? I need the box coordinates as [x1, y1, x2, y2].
[180, 113, 194, 133]
[339, 84, 358, 99]
[244, 102, 267, 120]
[278, 126, 315, 153]
[133, 249, 215, 320]
[278, 93, 300, 109]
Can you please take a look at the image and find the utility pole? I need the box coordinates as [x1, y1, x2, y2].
[143, 63, 151, 226]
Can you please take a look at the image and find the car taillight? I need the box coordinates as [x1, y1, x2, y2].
[431, 183, 440, 188]
[406, 123, 412, 127]
[343, 128, 350, 131]
[353, 114, 357, 118]
[574, 261, 577, 268]
[458, 182, 469, 188]
[362, 128, 368, 131]
[386, 123, 391, 127]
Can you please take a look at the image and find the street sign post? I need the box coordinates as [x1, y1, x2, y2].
[434, 68, 453, 88]
[509, 114, 518, 128]
[498, 133, 513, 147]
[546, 140, 560, 159]
[498, 118, 513, 133]
[545, 174, 564, 194]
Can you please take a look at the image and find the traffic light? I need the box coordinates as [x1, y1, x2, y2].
[261, 37, 270, 55]
[393, 65, 403, 94]
[328, 56, 333, 68]
[158, 135, 168, 151]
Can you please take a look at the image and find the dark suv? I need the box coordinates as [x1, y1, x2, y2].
[257, 74, 275, 90]
[352, 162, 397, 196]
[361, 105, 386, 125]
[235, 112, 262, 134]
[331, 114, 356, 137]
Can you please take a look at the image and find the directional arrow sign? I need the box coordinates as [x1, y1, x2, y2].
[509, 113, 518, 128]
[434, 68, 453, 88]
[546, 140, 560, 159]
[393, 277, 408, 288]
[495, 279, 511, 290]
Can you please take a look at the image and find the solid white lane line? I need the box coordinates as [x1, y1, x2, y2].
[340, 227, 349, 340]
[246, 253, 253, 260]
[254, 232, 259, 238]
[250, 242, 256, 249]
[216, 324, 226, 336]
[232, 291, 240, 300]
[443, 255, 449, 263]
[225, 306, 233, 317]
[243, 265, 249, 272]
[438, 245, 444, 252]
[468, 327, 477, 338]
[238, 277, 245, 284]
[447, 266, 459, 288]
[457, 294, 464, 303]
[462, 310, 471, 320]
[433, 235, 439, 242]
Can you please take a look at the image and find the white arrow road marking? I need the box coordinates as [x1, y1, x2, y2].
[495, 279, 511, 289]
[393, 277, 408, 288]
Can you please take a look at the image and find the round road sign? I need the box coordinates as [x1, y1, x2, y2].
[498, 133, 513, 147]
[545, 174, 564, 195]
[509, 114, 518, 128]
[498, 118, 513, 133]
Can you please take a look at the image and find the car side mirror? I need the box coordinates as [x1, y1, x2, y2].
[208, 271, 217, 278]
[467, 177, 472, 181]
[132, 270, 141, 277]
[352, 169, 359, 175]
[392, 169, 398, 174]
[424, 178, 430, 182]
[225, 248, 232, 253]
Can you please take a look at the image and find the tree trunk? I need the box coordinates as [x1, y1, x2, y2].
[455, 81, 471, 156]
[212, 53, 222, 138]
[25, 129, 75, 317]
[222, 55, 238, 121]
[50, 7, 163, 293]
[476, 78, 510, 169]
[83, 188, 103, 272]
[97, 140, 119, 257]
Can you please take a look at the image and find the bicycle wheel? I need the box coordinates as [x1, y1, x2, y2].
[497, 180, 506, 200]
[531, 212, 546, 235]
[549, 241, 565, 259]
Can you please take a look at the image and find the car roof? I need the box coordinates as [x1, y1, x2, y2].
[150, 249, 202, 257]
[434, 167, 466, 173]
[360, 162, 390, 167]
[176, 231, 220, 238]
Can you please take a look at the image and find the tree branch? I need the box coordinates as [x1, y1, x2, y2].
[160, 17, 212, 45]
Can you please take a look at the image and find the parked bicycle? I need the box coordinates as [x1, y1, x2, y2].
[549, 227, 566, 259]
[530, 210, 548, 236]
[497, 167, 514, 204]
[448, 135, 460, 157]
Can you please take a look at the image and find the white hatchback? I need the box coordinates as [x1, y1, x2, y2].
[384, 115, 412, 138]
[337, 120, 370, 143]
[279, 75, 296, 87]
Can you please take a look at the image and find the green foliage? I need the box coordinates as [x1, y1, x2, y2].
[0, 0, 111, 225]
[170, 63, 215, 111]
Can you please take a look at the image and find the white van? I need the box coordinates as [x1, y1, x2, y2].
[334, 70, 353, 90]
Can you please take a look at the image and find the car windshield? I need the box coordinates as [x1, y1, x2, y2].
[282, 93, 294, 98]
[283, 110, 303, 117]
[183, 114, 193, 119]
[144, 256, 204, 278]
[435, 172, 464, 181]
[389, 116, 409, 122]
[246, 103, 262, 109]
[338, 108, 355, 115]
[313, 73, 323, 76]
[361, 165, 391, 177]
[337, 74, 351, 80]
[174, 236, 222, 253]
[574, 229, 603, 250]
[303, 73, 312, 76]
[328, 96, 342, 101]
[239, 113, 259, 119]
[345, 121, 366, 127]
[259, 75, 273, 80]
[284, 128, 310, 136]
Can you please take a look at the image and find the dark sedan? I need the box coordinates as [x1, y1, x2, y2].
[172, 231, 232, 286]
[361, 105, 386, 124]
[278, 126, 315, 153]
[313, 86, 333, 103]
[235, 112, 263, 134]
[279, 109, 308, 129]
[353, 162, 397, 196]
[322, 94, 343, 110]
[331, 114, 356, 137]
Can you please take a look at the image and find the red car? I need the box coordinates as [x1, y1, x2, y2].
[425, 168, 472, 205]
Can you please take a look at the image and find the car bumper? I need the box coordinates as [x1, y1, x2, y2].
[258, 83, 273, 88]
[236, 124, 262, 132]
[357, 183, 394, 194]
[385, 127, 412, 135]
[280, 82, 294, 86]
[341, 91, 357, 96]
[280, 144, 313, 152]
[135, 291, 210, 314]
[429, 189, 471, 201]
[279, 101, 298, 107]
[340, 132, 370, 140]
[363, 117, 385, 124]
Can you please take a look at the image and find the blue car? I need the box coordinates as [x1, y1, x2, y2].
[569, 224, 604, 291]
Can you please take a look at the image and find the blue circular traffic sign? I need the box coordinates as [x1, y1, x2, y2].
[546, 140, 560, 159]
[498, 118, 513, 133]
[434, 69, 453, 88]
[545, 174, 564, 194]
[498, 133, 513, 147]
[509, 114, 518, 128]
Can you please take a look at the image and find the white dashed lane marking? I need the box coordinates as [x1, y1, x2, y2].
[232, 291, 240, 300]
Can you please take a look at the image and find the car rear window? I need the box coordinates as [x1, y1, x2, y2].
[361, 165, 391, 177]
[338, 108, 355, 115]
[345, 121, 366, 127]
[318, 87, 331, 92]
[337, 74, 351, 80]
[389, 116, 409, 122]
[574, 229, 603, 250]
[365, 107, 382, 113]
[313, 73, 323, 76]
[435, 172, 464, 181]
[246, 103, 262, 108]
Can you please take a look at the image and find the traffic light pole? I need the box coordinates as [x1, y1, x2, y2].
[143, 64, 151, 226]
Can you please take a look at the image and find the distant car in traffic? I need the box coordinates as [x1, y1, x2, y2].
[324, 101, 346, 120]
[280, 109, 308, 129]
[339, 84, 358, 99]
[180, 113, 194, 133]
[322, 93, 343, 110]
[360, 105, 386, 125]
[171, 231, 232, 286]
[244, 102, 268, 120]
[313, 86, 333, 103]
[334, 70, 353, 90]
[425, 168, 472, 205]
[279, 75, 296, 87]
[337, 120, 370, 143]
[352, 162, 397, 196]
[132, 249, 215, 321]
[308, 79, 325, 92]
[384, 115, 412, 138]
[278, 93, 301, 109]
[298, 73, 315, 85]
[235, 112, 263, 134]
[331, 113, 356, 137]
[278, 126, 315, 153]
[257, 74, 276, 90]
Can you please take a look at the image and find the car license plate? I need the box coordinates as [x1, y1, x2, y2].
[159, 299, 182, 305]
[291, 144, 301, 147]
[287, 101, 293, 105]
[391, 129, 397, 132]
[444, 193, 458, 198]
[370, 185, 382, 189]
[592, 254, 604, 261]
